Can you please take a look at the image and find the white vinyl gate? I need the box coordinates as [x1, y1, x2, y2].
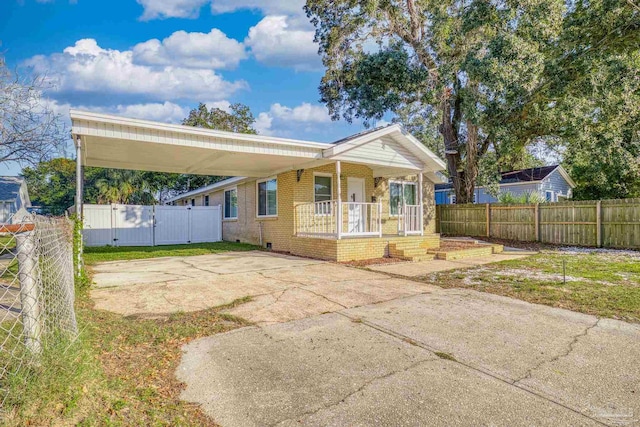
[82, 204, 222, 247]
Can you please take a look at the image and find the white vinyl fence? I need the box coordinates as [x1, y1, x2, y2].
[82, 204, 222, 247]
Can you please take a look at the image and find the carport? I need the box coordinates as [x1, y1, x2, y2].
[70, 109, 334, 216]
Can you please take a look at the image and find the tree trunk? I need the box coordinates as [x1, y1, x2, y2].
[440, 88, 463, 202]
[463, 121, 479, 204]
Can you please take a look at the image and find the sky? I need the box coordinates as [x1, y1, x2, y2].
[0, 0, 384, 176]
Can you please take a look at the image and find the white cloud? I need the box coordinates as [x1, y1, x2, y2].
[269, 102, 330, 123]
[136, 0, 307, 23]
[245, 16, 320, 71]
[114, 102, 189, 123]
[136, 0, 209, 20]
[254, 102, 330, 136]
[209, 0, 306, 20]
[24, 39, 247, 103]
[201, 100, 231, 112]
[41, 99, 192, 124]
[254, 112, 274, 135]
[132, 29, 246, 69]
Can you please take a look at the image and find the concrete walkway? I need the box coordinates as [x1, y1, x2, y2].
[368, 250, 536, 277]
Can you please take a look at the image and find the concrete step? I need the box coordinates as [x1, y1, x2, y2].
[400, 253, 436, 262]
[396, 248, 429, 256]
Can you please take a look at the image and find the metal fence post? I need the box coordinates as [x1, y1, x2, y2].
[16, 229, 42, 354]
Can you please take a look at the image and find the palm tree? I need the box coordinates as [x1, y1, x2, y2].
[94, 169, 157, 204]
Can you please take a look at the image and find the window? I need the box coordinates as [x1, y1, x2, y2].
[314, 174, 332, 202]
[190, 199, 195, 206]
[224, 188, 238, 219]
[257, 178, 277, 217]
[204, 195, 210, 206]
[545, 191, 555, 202]
[390, 181, 417, 215]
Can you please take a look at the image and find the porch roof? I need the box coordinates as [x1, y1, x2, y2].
[70, 110, 445, 179]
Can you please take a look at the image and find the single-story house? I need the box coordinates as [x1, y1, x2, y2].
[70, 110, 446, 262]
[435, 165, 576, 205]
[0, 176, 31, 223]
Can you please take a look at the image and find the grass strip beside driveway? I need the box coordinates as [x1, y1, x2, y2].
[84, 241, 259, 264]
[3, 289, 252, 426]
[425, 250, 640, 323]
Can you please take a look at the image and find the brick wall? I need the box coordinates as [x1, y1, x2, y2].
[290, 234, 440, 262]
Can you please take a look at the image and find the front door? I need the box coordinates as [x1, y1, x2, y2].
[347, 177, 365, 234]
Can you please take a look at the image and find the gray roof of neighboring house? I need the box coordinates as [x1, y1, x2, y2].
[435, 165, 564, 191]
[331, 124, 395, 145]
[0, 177, 25, 202]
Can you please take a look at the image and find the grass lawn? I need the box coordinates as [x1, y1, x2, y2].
[425, 248, 640, 323]
[84, 241, 259, 264]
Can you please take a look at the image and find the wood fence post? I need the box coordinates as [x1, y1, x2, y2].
[485, 203, 490, 238]
[596, 200, 602, 247]
[534, 203, 540, 242]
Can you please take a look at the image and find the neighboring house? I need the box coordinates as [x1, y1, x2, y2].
[435, 165, 576, 205]
[0, 176, 31, 222]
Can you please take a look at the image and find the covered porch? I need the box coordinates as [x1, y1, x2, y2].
[294, 162, 428, 239]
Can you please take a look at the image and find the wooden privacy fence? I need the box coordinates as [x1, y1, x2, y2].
[436, 198, 640, 249]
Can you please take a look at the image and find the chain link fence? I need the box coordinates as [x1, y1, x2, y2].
[0, 214, 78, 406]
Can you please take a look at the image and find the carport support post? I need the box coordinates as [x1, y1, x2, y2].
[75, 136, 84, 278]
[336, 161, 342, 239]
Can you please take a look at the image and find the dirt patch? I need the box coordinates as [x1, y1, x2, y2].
[434, 240, 483, 252]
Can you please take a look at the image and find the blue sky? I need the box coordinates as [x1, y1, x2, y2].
[1, 0, 382, 175]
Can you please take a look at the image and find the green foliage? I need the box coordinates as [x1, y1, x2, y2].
[305, 0, 640, 201]
[515, 0, 640, 199]
[22, 158, 76, 215]
[305, 0, 566, 203]
[496, 190, 546, 204]
[183, 102, 258, 134]
[71, 214, 89, 290]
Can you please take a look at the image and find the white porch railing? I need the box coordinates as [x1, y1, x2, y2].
[295, 200, 338, 237]
[344, 202, 383, 237]
[295, 200, 382, 238]
[398, 203, 422, 236]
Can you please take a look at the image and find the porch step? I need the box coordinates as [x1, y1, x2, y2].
[388, 242, 435, 262]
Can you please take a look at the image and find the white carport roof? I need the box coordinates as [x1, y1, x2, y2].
[70, 110, 445, 181]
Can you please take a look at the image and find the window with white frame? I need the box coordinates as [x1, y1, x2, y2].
[390, 181, 417, 215]
[204, 195, 210, 206]
[545, 190, 555, 202]
[224, 188, 237, 219]
[257, 178, 277, 217]
[313, 173, 333, 215]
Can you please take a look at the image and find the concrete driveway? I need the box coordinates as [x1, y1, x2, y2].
[90, 251, 435, 320]
[91, 251, 640, 426]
